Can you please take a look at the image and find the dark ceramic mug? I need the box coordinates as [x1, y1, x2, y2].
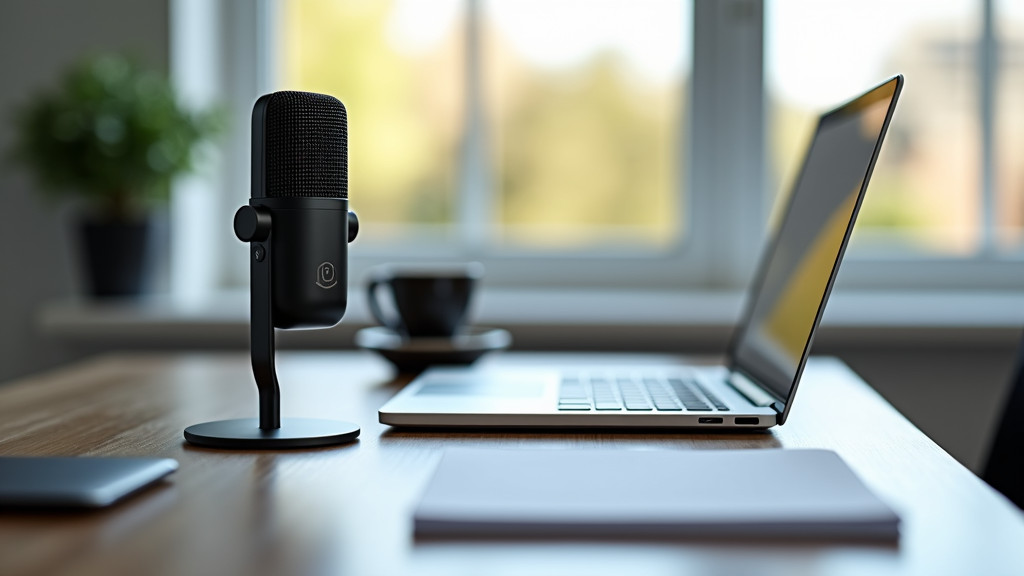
[366, 262, 484, 338]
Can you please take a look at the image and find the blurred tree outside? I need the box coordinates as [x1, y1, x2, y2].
[489, 49, 681, 249]
[283, 0, 463, 238]
[282, 0, 686, 251]
[283, 0, 1024, 258]
[767, 1, 1024, 256]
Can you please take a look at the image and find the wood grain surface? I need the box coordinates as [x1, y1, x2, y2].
[0, 351, 1021, 576]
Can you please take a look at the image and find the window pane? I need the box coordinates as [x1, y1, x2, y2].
[767, 0, 980, 255]
[481, 0, 690, 250]
[996, 0, 1024, 250]
[280, 0, 463, 244]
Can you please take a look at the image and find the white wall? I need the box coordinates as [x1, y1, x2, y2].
[0, 0, 170, 382]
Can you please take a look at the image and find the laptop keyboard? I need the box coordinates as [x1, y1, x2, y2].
[557, 375, 730, 412]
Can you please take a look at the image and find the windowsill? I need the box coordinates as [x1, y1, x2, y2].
[38, 289, 1024, 351]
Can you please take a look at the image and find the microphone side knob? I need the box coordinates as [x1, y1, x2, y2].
[347, 211, 359, 243]
[234, 205, 272, 242]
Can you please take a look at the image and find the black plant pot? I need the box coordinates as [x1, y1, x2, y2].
[79, 218, 152, 297]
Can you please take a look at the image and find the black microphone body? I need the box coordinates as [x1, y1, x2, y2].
[248, 91, 355, 329]
[251, 196, 350, 329]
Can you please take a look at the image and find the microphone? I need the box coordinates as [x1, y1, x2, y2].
[184, 91, 361, 449]
[245, 90, 359, 329]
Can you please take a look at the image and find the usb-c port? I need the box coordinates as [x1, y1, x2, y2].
[735, 417, 759, 425]
[698, 417, 723, 424]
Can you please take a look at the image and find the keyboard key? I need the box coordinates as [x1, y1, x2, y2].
[559, 376, 590, 405]
[641, 378, 683, 411]
[667, 378, 715, 411]
[695, 383, 731, 411]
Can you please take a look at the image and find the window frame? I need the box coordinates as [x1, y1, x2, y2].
[169, 0, 1024, 300]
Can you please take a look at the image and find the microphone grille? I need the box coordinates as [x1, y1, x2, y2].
[263, 91, 347, 199]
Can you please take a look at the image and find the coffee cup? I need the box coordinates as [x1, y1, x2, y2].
[366, 262, 484, 339]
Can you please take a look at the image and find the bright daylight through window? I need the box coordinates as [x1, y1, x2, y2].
[172, 0, 1024, 296]
[279, 0, 689, 253]
[769, 0, 1024, 258]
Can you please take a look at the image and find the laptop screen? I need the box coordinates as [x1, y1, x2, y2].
[729, 76, 902, 422]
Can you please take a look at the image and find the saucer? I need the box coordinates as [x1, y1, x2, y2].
[355, 326, 512, 373]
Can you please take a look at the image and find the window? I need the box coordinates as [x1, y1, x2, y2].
[276, 0, 694, 284]
[172, 0, 1024, 297]
[280, 0, 464, 245]
[768, 0, 981, 254]
[478, 0, 687, 251]
[766, 0, 1024, 288]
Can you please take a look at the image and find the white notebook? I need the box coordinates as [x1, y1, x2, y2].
[414, 448, 899, 540]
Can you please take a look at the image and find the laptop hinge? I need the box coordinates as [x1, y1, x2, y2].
[727, 371, 778, 409]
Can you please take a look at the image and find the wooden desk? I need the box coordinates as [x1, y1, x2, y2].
[0, 352, 1021, 575]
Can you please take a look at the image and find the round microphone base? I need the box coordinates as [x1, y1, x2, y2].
[184, 418, 360, 449]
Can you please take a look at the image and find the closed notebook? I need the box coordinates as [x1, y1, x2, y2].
[414, 448, 899, 540]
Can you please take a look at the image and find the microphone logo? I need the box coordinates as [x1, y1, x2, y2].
[316, 262, 337, 289]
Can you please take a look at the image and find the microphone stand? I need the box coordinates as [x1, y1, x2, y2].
[183, 205, 360, 449]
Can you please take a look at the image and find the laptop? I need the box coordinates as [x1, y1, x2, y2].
[380, 75, 904, 430]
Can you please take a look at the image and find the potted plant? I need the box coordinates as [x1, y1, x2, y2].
[10, 54, 222, 297]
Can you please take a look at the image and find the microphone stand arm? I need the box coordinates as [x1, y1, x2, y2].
[233, 204, 280, 430]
